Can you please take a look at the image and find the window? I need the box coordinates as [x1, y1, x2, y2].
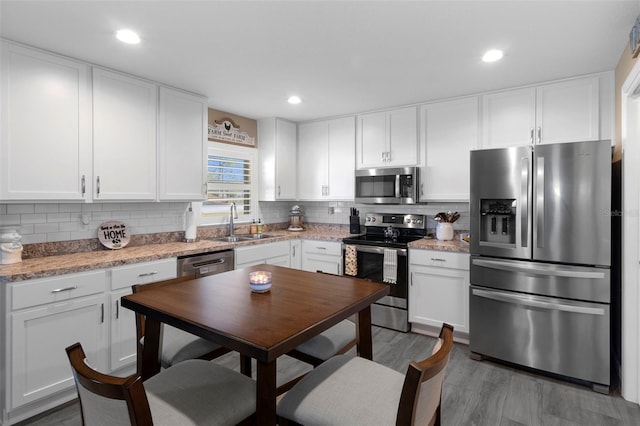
[194, 143, 258, 226]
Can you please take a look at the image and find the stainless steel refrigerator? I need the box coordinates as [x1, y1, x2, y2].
[469, 139, 611, 393]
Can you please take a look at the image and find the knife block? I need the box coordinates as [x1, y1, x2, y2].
[349, 216, 361, 234]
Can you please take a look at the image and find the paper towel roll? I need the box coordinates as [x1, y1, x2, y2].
[185, 205, 196, 242]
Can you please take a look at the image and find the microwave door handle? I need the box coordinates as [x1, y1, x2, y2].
[521, 156, 529, 248]
[536, 156, 545, 248]
[395, 174, 401, 199]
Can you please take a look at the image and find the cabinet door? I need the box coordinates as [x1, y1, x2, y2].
[409, 265, 469, 334]
[109, 289, 137, 372]
[482, 88, 536, 148]
[276, 119, 297, 199]
[387, 106, 418, 167]
[302, 255, 342, 275]
[1, 42, 91, 201]
[11, 295, 106, 408]
[267, 254, 290, 268]
[536, 76, 599, 145]
[298, 121, 328, 200]
[327, 116, 356, 199]
[420, 98, 478, 201]
[93, 68, 157, 200]
[356, 111, 387, 168]
[158, 87, 207, 201]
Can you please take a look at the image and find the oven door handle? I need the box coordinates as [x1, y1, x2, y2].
[472, 288, 606, 316]
[345, 245, 407, 256]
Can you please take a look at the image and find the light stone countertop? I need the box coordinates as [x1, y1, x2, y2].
[0, 227, 469, 283]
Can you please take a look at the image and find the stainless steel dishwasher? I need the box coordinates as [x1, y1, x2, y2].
[177, 250, 234, 278]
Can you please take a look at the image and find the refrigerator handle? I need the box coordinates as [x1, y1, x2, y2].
[521, 157, 529, 248]
[471, 258, 607, 279]
[536, 156, 545, 248]
[472, 288, 606, 316]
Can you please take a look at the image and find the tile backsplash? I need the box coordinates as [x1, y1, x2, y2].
[0, 200, 469, 245]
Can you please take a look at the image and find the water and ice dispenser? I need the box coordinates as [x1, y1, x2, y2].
[479, 199, 516, 246]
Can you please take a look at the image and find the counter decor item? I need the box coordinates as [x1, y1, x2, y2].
[288, 205, 304, 231]
[434, 211, 459, 241]
[349, 207, 360, 234]
[249, 271, 272, 293]
[98, 221, 130, 249]
[0, 226, 23, 264]
[185, 203, 197, 242]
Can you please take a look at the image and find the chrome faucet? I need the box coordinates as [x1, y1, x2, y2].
[229, 202, 238, 236]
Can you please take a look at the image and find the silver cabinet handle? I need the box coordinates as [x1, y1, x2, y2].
[96, 176, 100, 197]
[101, 303, 104, 323]
[115, 300, 119, 319]
[472, 288, 605, 316]
[81, 175, 86, 196]
[430, 258, 446, 262]
[386, 151, 391, 162]
[277, 185, 281, 197]
[316, 246, 327, 250]
[138, 271, 158, 278]
[51, 285, 78, 294]
[529, 128, 534, 144]
[537, 127, 541, 144]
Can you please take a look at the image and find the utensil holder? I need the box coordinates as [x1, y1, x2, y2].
[436, 223, 454, 241]
[349, 216, 360, 234]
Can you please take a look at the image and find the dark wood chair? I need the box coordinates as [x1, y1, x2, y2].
[132, 277, 231, 374]
[277, 323, 454, 426]
[66, 342, 255, 425]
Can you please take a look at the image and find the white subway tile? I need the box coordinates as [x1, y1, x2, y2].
[35, 223, 59, 233]
[21, 214, 47, 224]
[35, 204, 59, 213]
[46, 231, 71, 242]
[46, 213, 71, 223]
[7, 204, 34, 214]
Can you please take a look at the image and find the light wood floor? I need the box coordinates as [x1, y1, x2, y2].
[18, 327, 640, 426]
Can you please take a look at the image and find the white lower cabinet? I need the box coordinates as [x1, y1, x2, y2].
[408, 250, 469, 338]
[3, 258, 177, 424]
[108, 258, 177, 373]
[235, 241, 291, 269]
[7, 270, 108, 418]
[301, 240, 342, 275]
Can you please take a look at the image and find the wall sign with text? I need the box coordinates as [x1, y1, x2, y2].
[208, 116, 256, 146]
[98, 221, 130, 250]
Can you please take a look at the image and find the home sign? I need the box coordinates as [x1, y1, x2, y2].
[98, 221, 130, 250]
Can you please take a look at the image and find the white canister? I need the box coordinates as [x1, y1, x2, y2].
[436, 223, 454, 241]
[1, 243, 23, 264]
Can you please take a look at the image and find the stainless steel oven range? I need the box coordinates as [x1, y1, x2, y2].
[342, 213, 426, 332]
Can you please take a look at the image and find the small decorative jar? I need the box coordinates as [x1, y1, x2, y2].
[436, 222, 454, 241]
[0, 226, 23, 264]
[249, 271, 272, 293]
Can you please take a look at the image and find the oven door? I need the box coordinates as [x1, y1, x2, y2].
[343, 245, 408, 307]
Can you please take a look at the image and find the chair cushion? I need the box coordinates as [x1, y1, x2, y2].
[294, 320, 355, 361]
[160, 325, 224, 368]
[146, 359, 256, 425]
[277, 354, 404, 426]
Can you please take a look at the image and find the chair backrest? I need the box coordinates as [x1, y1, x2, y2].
[66, 342, 153, 426]
[131, 276, 193, 374]
[396, 323, 454, 426]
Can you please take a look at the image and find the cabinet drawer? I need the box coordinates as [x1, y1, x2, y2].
[235, 241, 290, 265]
[11, 270, 107, 311]
[409, 250, 469, 270]
[111, 258, 177, 290]
[301, 240, 342, 256]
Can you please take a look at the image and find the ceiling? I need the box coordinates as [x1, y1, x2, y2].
[2, 1, 639, 122]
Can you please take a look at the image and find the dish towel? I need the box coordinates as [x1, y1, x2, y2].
[344, 245, 358, 276]
[383, 248, 397, 284]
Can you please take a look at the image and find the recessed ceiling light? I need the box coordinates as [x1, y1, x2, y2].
[287, 96, 302, 104]
[116, 29, 140, 45]
[482, 49, 504, 63]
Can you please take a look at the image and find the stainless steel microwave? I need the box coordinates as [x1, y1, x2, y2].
[354, 167, 418, 204]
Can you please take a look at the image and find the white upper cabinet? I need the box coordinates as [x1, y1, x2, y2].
[258, 118, 297, 200]
[356, 106, 418, 168]
[157, 87, 207, 201]
[420, 97, 479, 201]
[1, 41, 92, 201]
[482, 75, 600, 148]
[93, 68, 157, 201]
[298, 116, 355, 200]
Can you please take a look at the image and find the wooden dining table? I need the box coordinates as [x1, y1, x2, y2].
[121, 264, 389, 425]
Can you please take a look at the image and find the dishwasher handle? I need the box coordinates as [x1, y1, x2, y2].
[192, 258, 226, 268]
[472, 288, 605, 316]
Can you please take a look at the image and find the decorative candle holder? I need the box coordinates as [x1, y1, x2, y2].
[249, 271, 272, 293]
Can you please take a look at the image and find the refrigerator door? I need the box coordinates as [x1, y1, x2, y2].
[533, 140, 611, 266]
[470, 146, 532, 260]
